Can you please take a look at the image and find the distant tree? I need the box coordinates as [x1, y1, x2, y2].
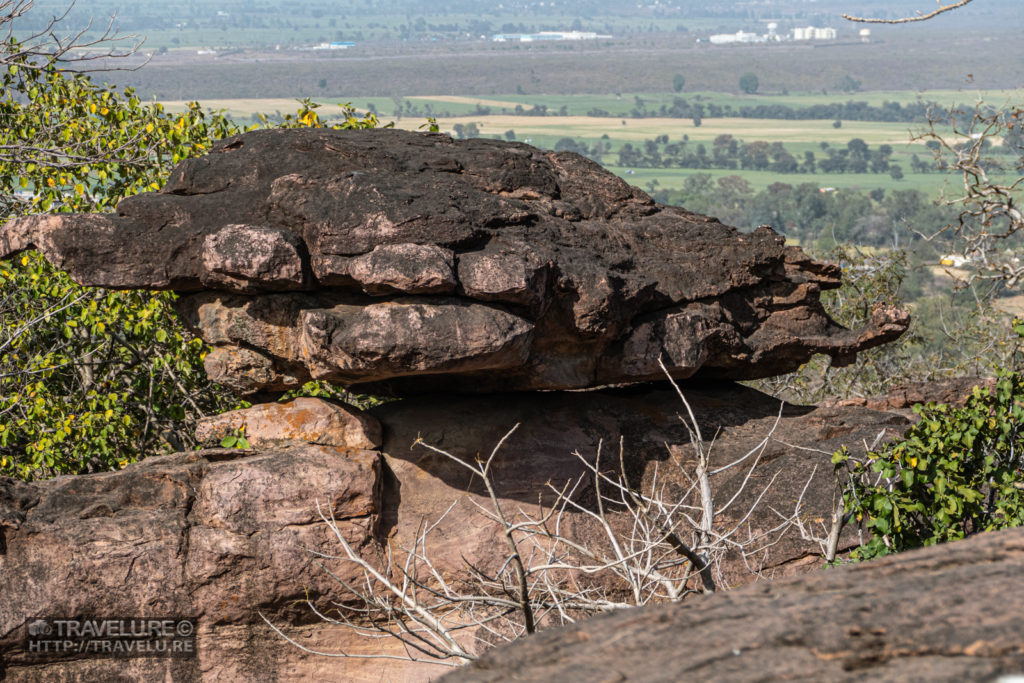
[847, 138, 869, 159]
[836, 75, 862, 93]
[554, 137, 587, 155]
[672, 73, 685, 93]
[802, 150, 817, 173]
[452, 122, 480, 139]
[833, 119, 843, 129]
[739, 72, 759, 95]
[889, 164, 904, 180]
[504, 130, 516, 141]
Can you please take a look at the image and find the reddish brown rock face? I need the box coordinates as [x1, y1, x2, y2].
[343, 243, 457, 295]
[0, 128, 908, 394]
[0, 444, 385, 682]
[0, 383, 912, 682]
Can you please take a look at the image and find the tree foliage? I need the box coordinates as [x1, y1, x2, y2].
[836, 365, 1024, 561]
[404, 95, 949, 124]
[738, 72, 759, 95]
[615, 133, 901, 177]
[0, 23, 381, 480]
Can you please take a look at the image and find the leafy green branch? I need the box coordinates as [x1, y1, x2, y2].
[834, 364, 1024, 561]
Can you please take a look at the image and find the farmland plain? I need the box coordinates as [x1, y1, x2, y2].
[161, 89, 1013, 197]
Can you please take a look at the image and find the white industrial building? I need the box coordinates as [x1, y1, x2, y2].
[792, 26, 837, 41]
[492, 31, 611, 42]
[701, 23, 838, 45]
[708, 30, 764, 45]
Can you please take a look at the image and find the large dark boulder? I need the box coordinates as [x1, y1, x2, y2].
[0, 128, 908, 394]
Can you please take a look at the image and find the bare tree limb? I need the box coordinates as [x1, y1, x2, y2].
[842, 0, 975, 24]
[268, 363, 837, 665]
[1, 0, 146, 72]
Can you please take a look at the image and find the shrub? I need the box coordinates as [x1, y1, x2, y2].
[836, 366, 1024, 561]
[1, 24, 381, 480]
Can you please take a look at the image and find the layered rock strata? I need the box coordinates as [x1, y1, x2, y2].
[0, 128, 908, 394]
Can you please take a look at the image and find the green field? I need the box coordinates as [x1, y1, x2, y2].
[162, 92, 1013, 200]
[599, 166, 955, 196]
[404, 114, 926, 146]
[428, 89, 1024, 115]
[300, 89, 1024, 123]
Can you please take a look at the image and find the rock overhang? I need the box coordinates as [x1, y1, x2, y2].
[0, 127, 909, 394]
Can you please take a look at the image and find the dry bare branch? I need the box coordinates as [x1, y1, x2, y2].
[842, 0, 975, 24]
[911, 102, 1024, 291]
[1, 0, 145, 72]
[268, 364, 836, 665]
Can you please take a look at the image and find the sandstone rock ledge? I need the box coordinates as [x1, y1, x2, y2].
[0, 384, 911, 682]
[0, 128, 924, 683]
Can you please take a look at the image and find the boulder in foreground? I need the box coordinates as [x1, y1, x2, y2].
[443, 525, 1024, 683]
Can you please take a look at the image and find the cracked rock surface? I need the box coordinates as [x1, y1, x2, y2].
[0, 444, 384, 682]
[443, 525, 1024, 683]
[0, 128, 908, 394]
